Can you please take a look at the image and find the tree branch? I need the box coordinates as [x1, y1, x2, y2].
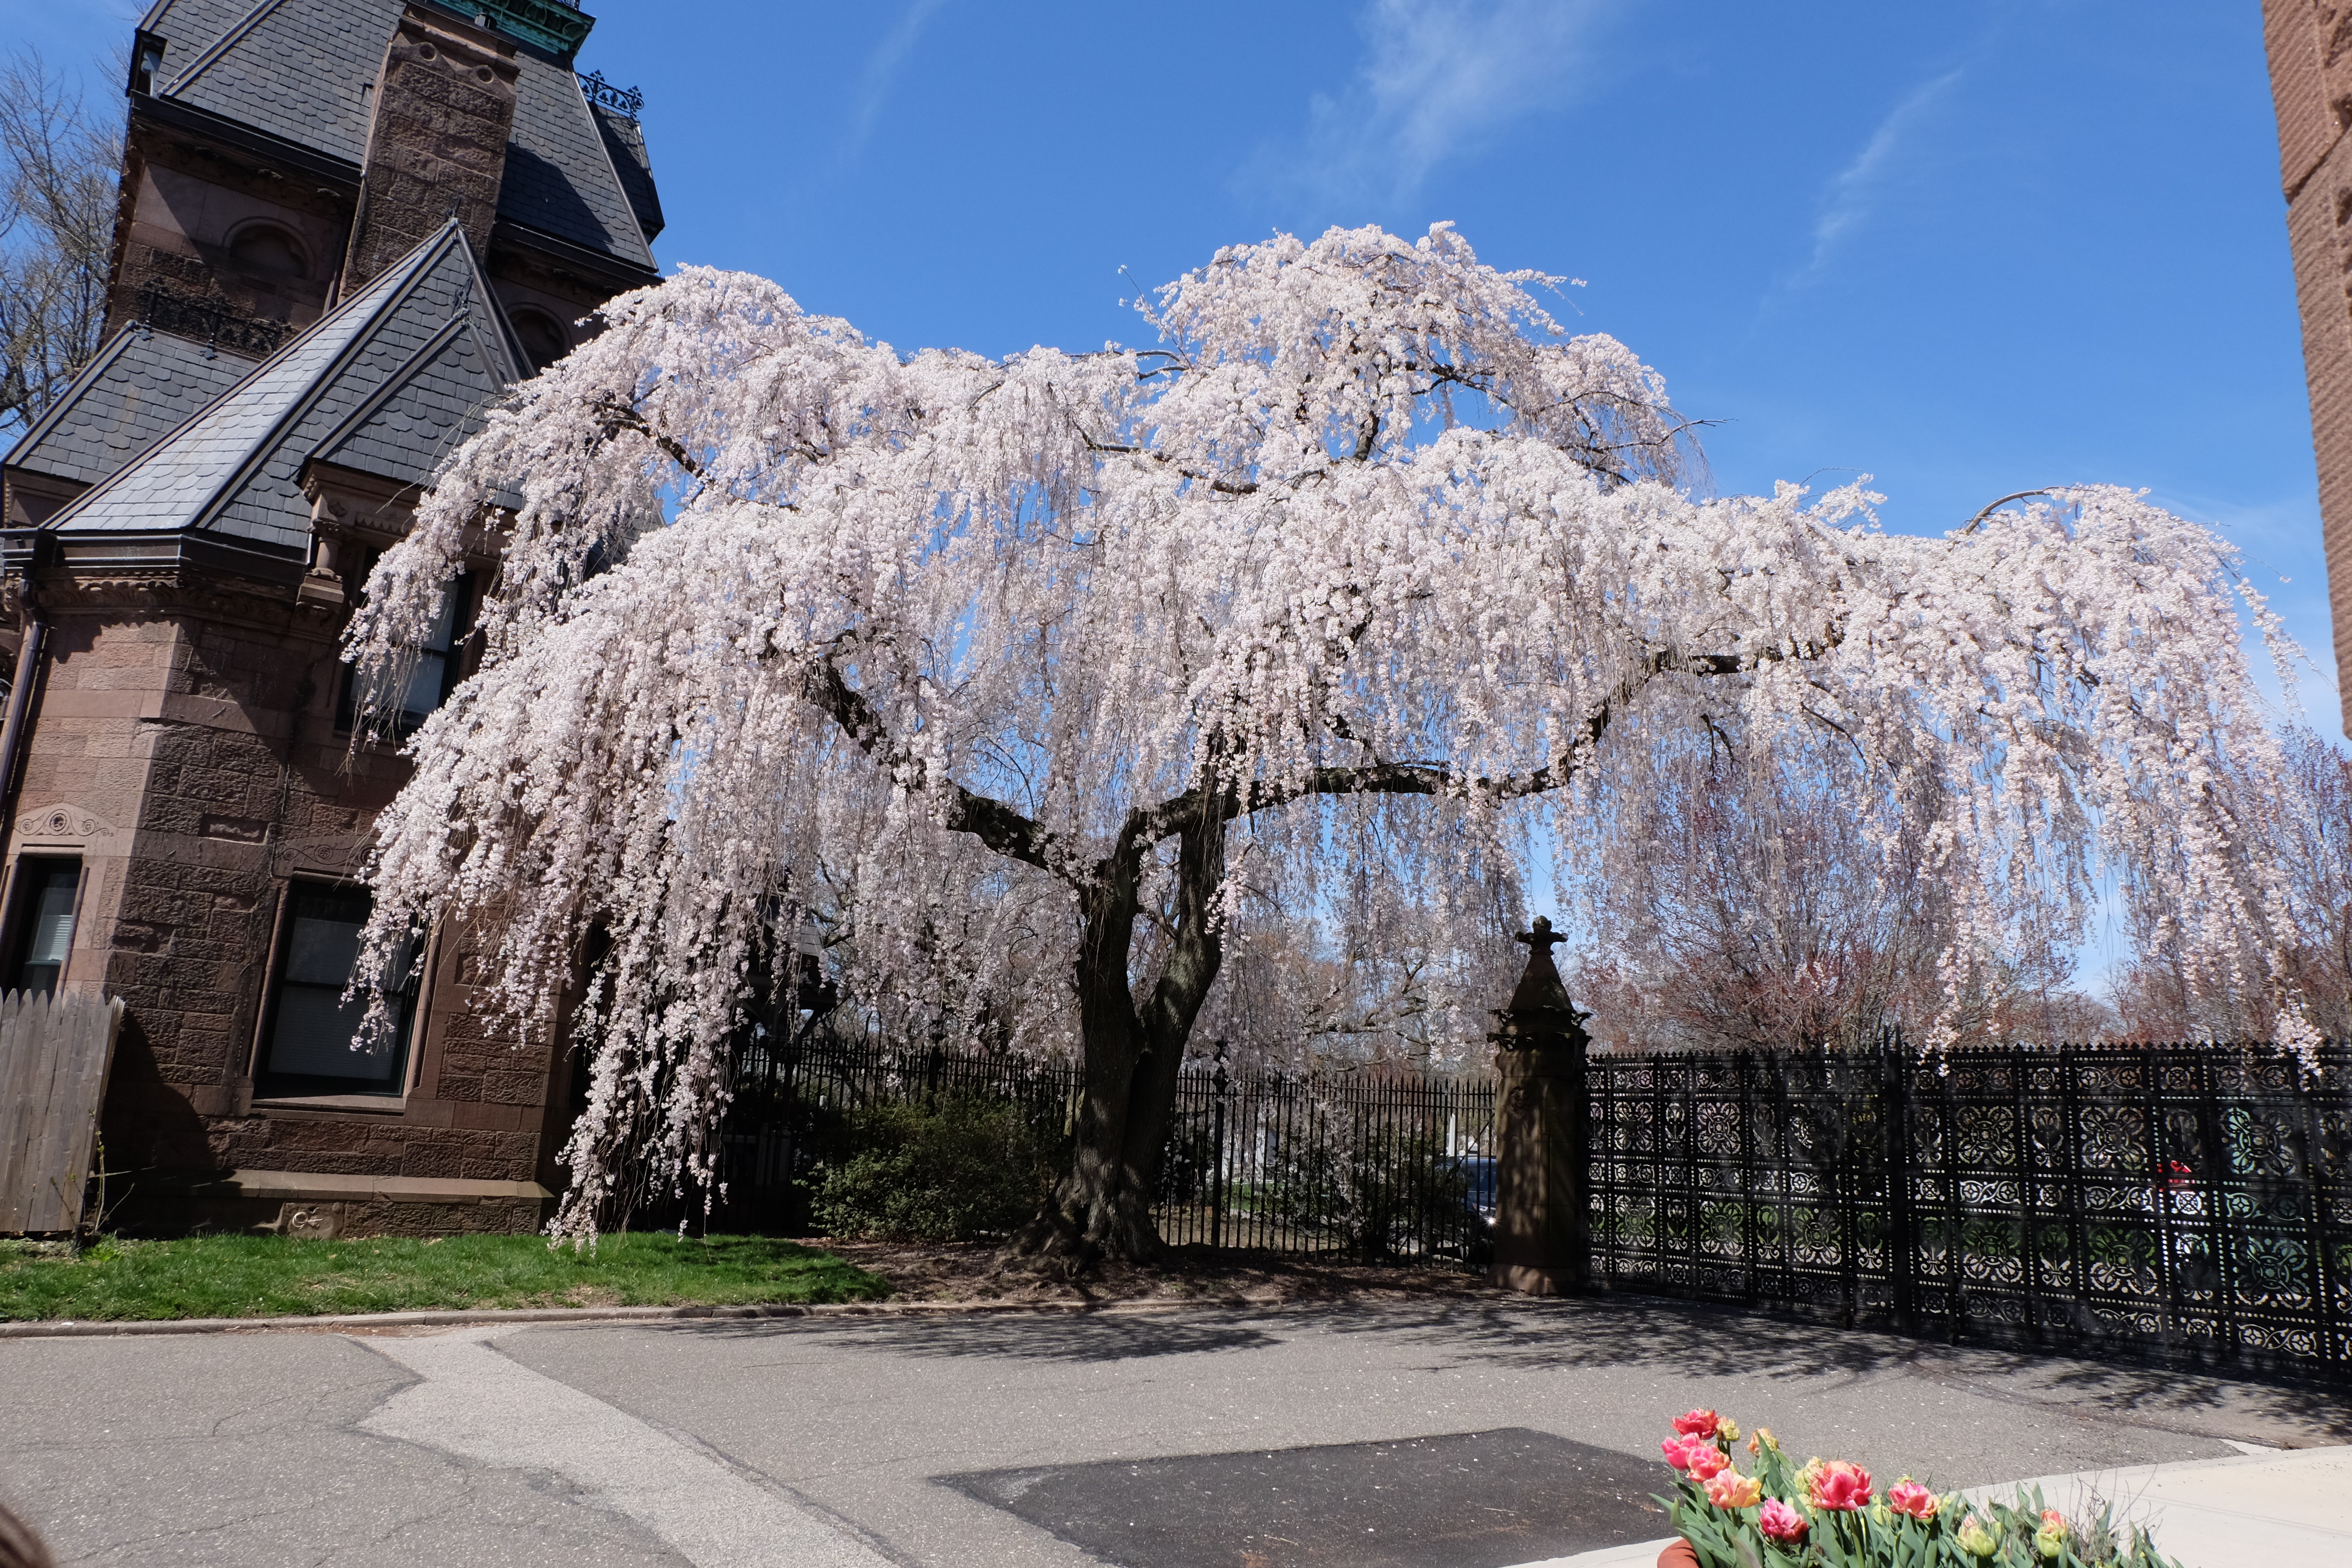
[1126, 637, 1826, 847]
[796, 657, 1072, 879]
[589, 397, 709, 482]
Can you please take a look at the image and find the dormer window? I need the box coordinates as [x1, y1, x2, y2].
[131, 35, 165, 95]
[508, 307, 570, 374]
[338, 571, 472, 736]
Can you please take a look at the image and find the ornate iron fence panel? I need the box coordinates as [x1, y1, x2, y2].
[1589, 1041, 2352, 1377]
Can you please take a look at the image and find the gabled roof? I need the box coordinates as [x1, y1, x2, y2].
[142, 0, 656, 276]
[3, 327, 259, 489]
[48, 222, 523, 555]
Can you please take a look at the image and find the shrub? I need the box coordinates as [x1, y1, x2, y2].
[810, 1093, 1059, 1242]
[1346, 1131, 1474, 1262]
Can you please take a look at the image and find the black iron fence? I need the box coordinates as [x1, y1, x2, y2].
[1587, 1041, 2352, 1376]
[680, 1031, 2350, 1375]
[699, 1034, 1496, 1263]
[702, 1033, 1077, 1234]
[1155, 1058, 1497, 1261]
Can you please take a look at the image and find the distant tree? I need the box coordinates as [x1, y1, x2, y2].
[1192, 887, 1523, 1071]
[1572, 730, 2118, 1051]
[0, 49, 118, 444]
[2116, 724, 2352, 1040]
[346, 223, 2309, 1260]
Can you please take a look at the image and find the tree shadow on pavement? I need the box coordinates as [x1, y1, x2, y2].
[1292, 1295, 2352, 1440]
[662, 1309, 1285, 1363]
[646, 1291, 2352, 1438]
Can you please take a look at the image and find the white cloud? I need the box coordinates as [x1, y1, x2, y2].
[1249, 0, 1618, 207]
[843, 0, 953, 159]
[1802, 69, 1964, 279]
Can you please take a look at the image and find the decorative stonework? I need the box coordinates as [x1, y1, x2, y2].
[15, 803, 118, 845]
[270, 836, 370, 879]
[342, 10, 520, 294]
[274, 1201, 347, 1239]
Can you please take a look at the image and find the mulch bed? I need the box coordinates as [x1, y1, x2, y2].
[814, 1237, 1503, 1307]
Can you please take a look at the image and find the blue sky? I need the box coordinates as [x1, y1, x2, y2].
[15, 1, 2327, 722]
[8, 0, 2335, 978]
[612, 0, 2326, 735]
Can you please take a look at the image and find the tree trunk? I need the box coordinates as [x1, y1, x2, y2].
[1010, 809, 1228, 1270]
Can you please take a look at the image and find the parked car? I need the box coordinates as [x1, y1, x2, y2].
[1446, 1154, 1497, 1264]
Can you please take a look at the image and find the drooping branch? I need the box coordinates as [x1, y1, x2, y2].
[588, 396, 708, 482]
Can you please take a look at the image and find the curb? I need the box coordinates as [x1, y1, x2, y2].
[0, 1292, 1306, 1339]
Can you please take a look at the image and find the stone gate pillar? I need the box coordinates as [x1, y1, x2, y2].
[1489, 916, 1591, 1295]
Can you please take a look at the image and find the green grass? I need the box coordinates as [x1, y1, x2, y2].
[0, 1232, 891, 1322]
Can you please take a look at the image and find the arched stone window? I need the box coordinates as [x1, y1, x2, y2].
[508, 307, 570, 374]
[226, 222, 308, 279]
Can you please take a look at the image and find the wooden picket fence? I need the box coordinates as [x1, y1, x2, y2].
[0, 990, 124, 1234]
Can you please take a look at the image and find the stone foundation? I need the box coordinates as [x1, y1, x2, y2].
[116, 1169, 551, 1238]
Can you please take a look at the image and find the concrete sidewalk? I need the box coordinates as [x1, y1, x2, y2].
[1516, 1444, 2352, 1568]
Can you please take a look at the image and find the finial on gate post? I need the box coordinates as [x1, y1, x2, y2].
[1487, 914, 1592, 1296]
[1492, 916, 1590, 1052]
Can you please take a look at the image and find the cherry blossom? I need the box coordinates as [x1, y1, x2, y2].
[345, 223, 2308, 1250]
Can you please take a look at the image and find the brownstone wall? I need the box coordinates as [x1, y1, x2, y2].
[105, 123, 353, 354]
[2266, 1, 2352, 732]
[6, 573, 564, 1235]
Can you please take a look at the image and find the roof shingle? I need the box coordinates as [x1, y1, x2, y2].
[49, 223, 520, 553]
[148, 0, 656, 275]
[3, 328, 260, 489]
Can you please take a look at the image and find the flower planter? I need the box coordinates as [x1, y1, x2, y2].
[1648, 1409, 2186, 1567]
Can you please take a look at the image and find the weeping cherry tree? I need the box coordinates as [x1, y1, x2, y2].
[345, 223, 2308, 1259]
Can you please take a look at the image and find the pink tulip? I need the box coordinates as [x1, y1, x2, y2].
[1887, 1480, 1939, 1521]
[1807, 1459, 1874, 1512]
[1661, 1436, 1699, 1470]
[1758, 1498, 1809, 1543]
[1672, 1409, 1723, 1438]
[1704, 1470, 1763, 1510]
[1683, 1445, 1730, 1482]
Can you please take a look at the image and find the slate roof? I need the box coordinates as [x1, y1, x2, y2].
[144, 0, 656, 274]
[592, 102, 663, 244]
[3, 328, 259, 489]
[48, 222, 523, 555]
[496, 39, 654, 268]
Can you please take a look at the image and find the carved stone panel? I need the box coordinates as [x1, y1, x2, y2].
[14, 802, 119, 847]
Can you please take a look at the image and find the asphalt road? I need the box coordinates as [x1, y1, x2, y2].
[3, 1297, 2346, 1568]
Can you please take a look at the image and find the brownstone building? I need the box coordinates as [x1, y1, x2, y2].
[0, 0, 662, 1234]
[2266, 2, 2352, 731]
